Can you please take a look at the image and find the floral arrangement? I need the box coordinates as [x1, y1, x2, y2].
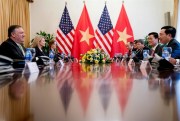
[80, 48, 112, 64]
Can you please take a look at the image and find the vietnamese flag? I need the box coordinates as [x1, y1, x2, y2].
[72, 4, 95, 59]
[111, 3, 134, 57]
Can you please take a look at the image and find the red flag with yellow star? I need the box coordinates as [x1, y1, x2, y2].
[111, 3, 134, 57]
[72, 4, 95, 59]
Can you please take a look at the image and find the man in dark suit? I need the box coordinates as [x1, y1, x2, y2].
[0, 25, 25, 60]
[133, 39, 151, 62]
[159, 26, 180, 59]
[148, 32, 162, 56]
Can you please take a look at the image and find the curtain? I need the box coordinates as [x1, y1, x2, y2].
[173, 0, 179, 28]
[175, 0, 180, 40]
[0, 0, 30, 47]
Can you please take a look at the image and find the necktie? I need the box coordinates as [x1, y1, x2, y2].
[151, 50, 155, 56]
[18, 44, 25, 56]
[128, 50, 132, 56]
[164, 44, 168, 47]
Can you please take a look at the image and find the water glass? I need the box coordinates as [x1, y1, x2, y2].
[131, 51, 136, 58]
[29, 48, 36, 60]
[162, 47, 172, 61]
[114, 53, 122, 62]
[123, 52, 128, 59]
[25, 48, 33, 62]
[143, 50, 149, 60]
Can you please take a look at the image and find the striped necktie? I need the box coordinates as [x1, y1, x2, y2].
[151, 49, 155, 56]
[164, 44, 168, 47]
[17, 44, 25, 56]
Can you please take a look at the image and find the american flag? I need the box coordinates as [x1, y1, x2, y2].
[95, 5, 113, 56]
[56, 5, 75, 55]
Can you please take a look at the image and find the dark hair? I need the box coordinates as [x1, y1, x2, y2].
[133, 40, 137, 43]
[161, 26, 176, 38]
[129, 41, 134, 46]
[8, 25, 22, 37]
[135, 39, 144, 45]
[148, 32, 159, 39]
[49, 40, 56, 48]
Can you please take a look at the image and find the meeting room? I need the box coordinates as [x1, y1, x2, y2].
[0, 0, 180, 121]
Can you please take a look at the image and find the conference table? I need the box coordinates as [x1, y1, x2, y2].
[0, 62, 180, 121]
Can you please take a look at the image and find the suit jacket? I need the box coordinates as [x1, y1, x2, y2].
[167, 39, 180, 59]
[34, 46, 47, 57]
[0, 38, 25, 60]
[134, 46, 151, 61]
[154, 44, 163, 56]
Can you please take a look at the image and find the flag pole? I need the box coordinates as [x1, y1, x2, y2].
[122, 0, 124, 3]
[83, 0, 85, 4]
[65, 1, 67, 6]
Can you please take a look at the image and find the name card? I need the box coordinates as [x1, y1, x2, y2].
[28, 72, 39, 83]
[128, 59, 134, 66]
[25, 62, 39, 73]
[128, 64, 133, 71]
[120, 58, 125, 65]
[121, 58, 124, 62]
[140, 60, 152, 70]
[59, 65, 64, 71]
[140, 68, 148, 77]
[140, 60, 149, 69]
[58, 59, 64, 66]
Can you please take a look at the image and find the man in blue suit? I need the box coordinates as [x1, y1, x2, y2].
[159, 26, 180, 59]
[0, 25, 25, 60]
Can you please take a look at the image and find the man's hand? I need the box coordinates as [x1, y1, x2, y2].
[153, 54, 163, 61]
[169, 57, 176, 65]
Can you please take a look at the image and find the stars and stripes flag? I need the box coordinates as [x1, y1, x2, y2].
[56, 5, 75, 55]
[94, 5, 113, 56]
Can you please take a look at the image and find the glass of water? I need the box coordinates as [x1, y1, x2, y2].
[131, 51, 136, 58]
[28, 48, 36, 61]
[123, 52, 128, 59]
[162, 47, 172, 61]
[143, 50, 149, 61]
[114, 53, 122, 62]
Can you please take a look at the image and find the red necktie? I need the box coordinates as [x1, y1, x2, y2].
[151, 50, 155, 56]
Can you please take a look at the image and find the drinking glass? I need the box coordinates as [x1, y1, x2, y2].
[162, 47, 172, 61]
[143, 50, 149, 60]
[131, 51, 136, 58]
[29, 48, 36, 61]
[114, 53, 122, 62]
[123, 52, 128, 59]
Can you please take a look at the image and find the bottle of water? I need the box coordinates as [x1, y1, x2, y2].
[162, 49, 169, 60]
[123, 52, 128, 59]
[25, 48, 32, 62]
[131, 51, 135, 58]
[61, 52, 65, 60]
[143, 50, 148, 61]
[49, 51, 54, 63]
